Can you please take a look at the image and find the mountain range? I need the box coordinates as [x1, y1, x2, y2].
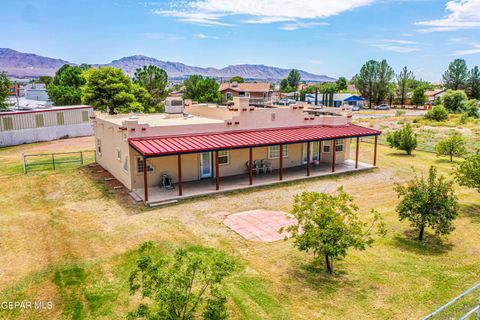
[0, 48, 335, 82]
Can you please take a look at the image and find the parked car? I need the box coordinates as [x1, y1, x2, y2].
[277, 99, 297, 106]
[351, 105, 361, 111]
[374, 104, 390, 110]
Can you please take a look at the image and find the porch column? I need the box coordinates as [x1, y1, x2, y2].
[143, 157, 148, 202]
[215, 150, 220, 190]
[374, 136, 378, 166]
[249, 147, 253, 185]
[331, 140, 336, 173]
[307, 142, 311, 176]
[355, 137, 360, 169]
[279, 144, 283, 181]
[178, 154, 182, 196]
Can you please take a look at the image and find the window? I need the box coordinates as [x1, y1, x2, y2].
[137, 157, 154, 173]
[56, 112, 65, 125]
[335, 139, 344, 152]
[82, 110, 89, 122]
[218, 150, 229, 165]
[268, 145, 288, 159]
[116, 148, 121, 160]
[322, 142, 330, 153]
[35, 114, 44, 128]
[96, 139, 102, 155]
[123, 156, 129, 173]
[3, 117, 13, 131]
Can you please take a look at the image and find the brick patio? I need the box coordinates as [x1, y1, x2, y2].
[224, 209, 297, 242]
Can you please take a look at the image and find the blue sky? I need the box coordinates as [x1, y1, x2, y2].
[1, 0, 480, 81]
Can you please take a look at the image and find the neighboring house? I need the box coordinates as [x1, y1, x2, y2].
[425, 89, 446, 104]
[93, 97, 380, 205]
[0, 106, 94, 146]
[219, 82, 272, 104]
[306, 93, 365, 108]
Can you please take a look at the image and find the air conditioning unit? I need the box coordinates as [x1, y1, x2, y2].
[165, 97, 184, 114]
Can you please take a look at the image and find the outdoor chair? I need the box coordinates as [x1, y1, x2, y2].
[161, 173, 175, 190]
[254, 159, 263, 174]
[261, 159, 272, 173]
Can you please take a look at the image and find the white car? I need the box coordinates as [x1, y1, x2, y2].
[374, 104, 390, 110]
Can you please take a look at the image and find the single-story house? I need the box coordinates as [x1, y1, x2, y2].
[0, 105, 94, 146]
[93, 97, 381, 205]
[425, 89, 446, 103]
[219, 82, 272, 104]
[306, 93, 365, 108]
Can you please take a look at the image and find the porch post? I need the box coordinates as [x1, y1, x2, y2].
[143, 157, 148, 202]
[355, 137, 360, 169]
[331, 140, 336, 173]
[307, 142, 311, 176]
[279, 144, 283, 181]
[215, 150, 220, 190]
[374, 135, 378, 166]
[178, 154, 182, 196]
[249, 147, 253, 185]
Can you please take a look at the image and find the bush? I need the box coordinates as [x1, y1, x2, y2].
[462, 99, 479, 118]
[442, 90, 468, 113]
[435, 132, 466, 162]
[425, 105, 448, 121]
[395, 110, 406, 117]
[387, 123, 418, 155]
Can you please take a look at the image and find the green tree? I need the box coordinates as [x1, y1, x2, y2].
[183, 75, 223, 103]
[286, 69, 301, 88]
[411, 85, 427, 107]
[354, 60, 394, 107]
[386, 123, 418, 155]
[38, 75, 53, 86]
[229, 76, 244, 83]
[462, 99, 479, 118]
[0, 72, 11, 110]
[336, 77, 348, 91]
[396, 66, 415, 108]
[466, 66, 480, 100]
[395, 166, 458, 241]
[443, 59, 468, 90]
[435, 133, 467, 162]
[425, 105, 448, 121]
[134, 65, 168, 112]
[283, 188, 385, 274]
[454, 151, 480, 193]
[442, 90, 468, 113]
[82, 67, 150, 114]
[128, 241, 236, 320]
[47, 64, 86, 105]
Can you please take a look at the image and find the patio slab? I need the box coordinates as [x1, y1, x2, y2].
[224, 209, 297, 242]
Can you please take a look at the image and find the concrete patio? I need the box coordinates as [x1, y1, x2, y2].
[132, 159, 375, 205]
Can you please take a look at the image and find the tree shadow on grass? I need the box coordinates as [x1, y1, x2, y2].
[386, 152, 417, 157]
[393, 230, 453, 256]
[460, 203, 480, 223]
[284, 258, 353, 295]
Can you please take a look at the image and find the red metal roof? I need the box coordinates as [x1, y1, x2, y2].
[129, 124, 381, 157]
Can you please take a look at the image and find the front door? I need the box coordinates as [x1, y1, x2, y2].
[303, 142, 320, 164]
[200, 152, 213, 179]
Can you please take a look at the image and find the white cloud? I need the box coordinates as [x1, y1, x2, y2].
[415, 0, 480, 32]
[194, 33, 220, 39]
[380, 39, 417, 44]
[454, 43, 480, 55]
[372, 44, 420, 53]
[153, 0, 375, 29]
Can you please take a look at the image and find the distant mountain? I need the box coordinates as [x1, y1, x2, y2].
[0, 48, 73, 78]
[0, 48, 335, 82]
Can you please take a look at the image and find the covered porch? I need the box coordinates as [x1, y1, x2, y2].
[132, 159, 375, 204]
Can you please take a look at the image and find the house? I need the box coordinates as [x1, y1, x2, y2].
[306, 93, 365, 108]
[425, 89, 446, 104]
[0, 105, 94, 146]
[219, 82, 272, 104]
[93, 97, 381, 205]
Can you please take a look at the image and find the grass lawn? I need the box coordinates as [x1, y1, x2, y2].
[0, 137, 479, 319]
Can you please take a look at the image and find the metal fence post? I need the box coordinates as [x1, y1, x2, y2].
[23, 154, 27, 174]
[80, 152, 84, 165]
[52, 154, 55, 170]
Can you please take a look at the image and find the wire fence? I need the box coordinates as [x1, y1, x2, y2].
[423, 283, 480, 320]
[22, 150, 96, 174]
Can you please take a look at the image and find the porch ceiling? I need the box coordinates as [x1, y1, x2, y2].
[129, 124, 380, 157]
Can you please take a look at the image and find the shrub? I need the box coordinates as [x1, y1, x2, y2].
[425, 105, 448, 121]
[462, 99, 479, 118]
[395, 109, 406, 117]
[435, 132, 467, 162]
[386, 123, 418, 155]
[454, 151, 480, 193]
[442, 90, 468, 113]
